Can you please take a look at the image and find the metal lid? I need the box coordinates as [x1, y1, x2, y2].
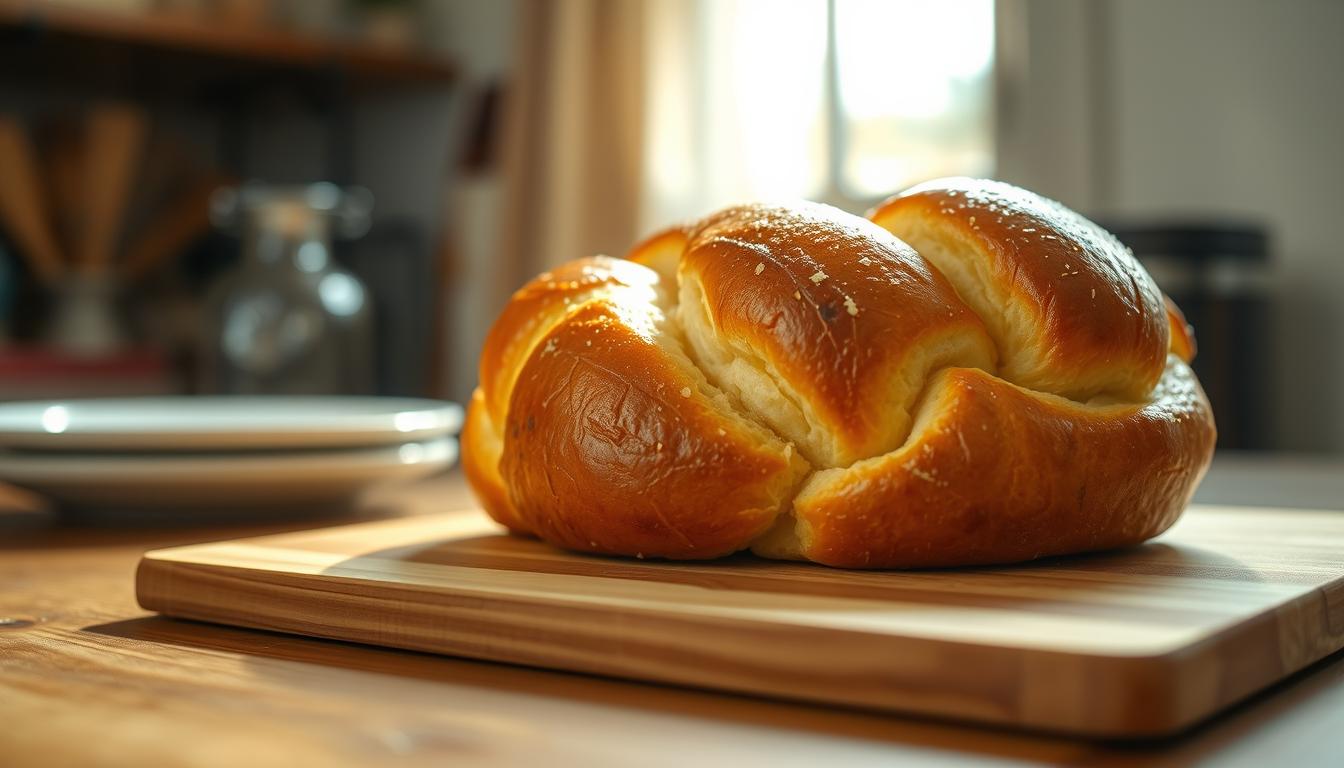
[211, 182, 374, 240]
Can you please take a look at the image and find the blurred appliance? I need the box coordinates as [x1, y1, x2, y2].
[1106, 221, 1273, 450]
[202, 182, 374, 395]
[342, 219, 431, 397]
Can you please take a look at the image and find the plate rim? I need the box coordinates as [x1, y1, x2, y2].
[0, 436, 458, 485]
[0, 396, 464, 451]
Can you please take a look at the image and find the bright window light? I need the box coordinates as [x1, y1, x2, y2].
[721, 0, 831, 200]
[640, 0, 994, 228]
[834, 0, 995, 198]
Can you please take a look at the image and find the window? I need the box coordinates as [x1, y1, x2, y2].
[641, 0, 996, 227]
[832, 0, 995, 200]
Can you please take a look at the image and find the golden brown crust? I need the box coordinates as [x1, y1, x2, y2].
[499, 299, 808, 559]
[461, 388, 528, 534]
[470, 256, 663, 534]
[625, 226, 689, 285]
[465, 179, 1217, 569]
[772, 356, 1215, 568]
[869, 178, 1168, 402]
[1165, 296, 1197, 362]
[680, 202, 995, 466]
[478, 256, 661, 425]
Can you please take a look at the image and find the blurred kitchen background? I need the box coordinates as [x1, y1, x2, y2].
[0, 0, 1340, 458]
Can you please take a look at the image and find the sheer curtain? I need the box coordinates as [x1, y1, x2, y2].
[639, 0, 832, 231]
[495, 0, 650, 287]
[496, 0, 831, 282]
[641, 0, 994, 230]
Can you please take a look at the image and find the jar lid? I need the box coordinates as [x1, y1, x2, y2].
[211, 182, 373, 240]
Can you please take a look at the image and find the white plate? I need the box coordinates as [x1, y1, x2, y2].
[0, 437, 456, 511]
[0, 397, 463, 452]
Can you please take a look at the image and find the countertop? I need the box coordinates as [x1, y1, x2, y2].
[3, 457, 1343, 767]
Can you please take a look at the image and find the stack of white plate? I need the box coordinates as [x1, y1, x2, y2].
[0, 397, 462, 515]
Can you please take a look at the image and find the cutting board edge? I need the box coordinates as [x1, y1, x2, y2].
[133, 549, 1342, 739]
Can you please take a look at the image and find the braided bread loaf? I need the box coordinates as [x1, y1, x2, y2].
[463, 178, 1216, 568]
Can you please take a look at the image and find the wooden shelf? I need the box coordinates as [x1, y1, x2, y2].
[0, 1, 456, 85]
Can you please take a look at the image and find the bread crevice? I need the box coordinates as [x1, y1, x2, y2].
[650, 269, 815, 551]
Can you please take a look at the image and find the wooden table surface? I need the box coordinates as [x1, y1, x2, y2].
[4, 470, 1344, 767]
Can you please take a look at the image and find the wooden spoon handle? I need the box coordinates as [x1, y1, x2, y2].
[0, 117, 64, 285]
[79, 104, 147, 275]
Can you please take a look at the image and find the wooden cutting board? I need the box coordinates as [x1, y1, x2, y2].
[136, 505, 1344, 738]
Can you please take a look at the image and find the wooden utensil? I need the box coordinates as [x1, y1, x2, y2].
[119, 132, 205, 257]
[123, 174, 229, 281]
[36, 115, 87, 263]
[0, 117, 64, 284]
[137, 504, 1344, 738]
[77, 103, 147, 276]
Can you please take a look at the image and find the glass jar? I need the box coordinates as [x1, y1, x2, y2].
[201, 182, 375, 395]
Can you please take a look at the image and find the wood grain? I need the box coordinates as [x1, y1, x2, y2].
[6, 474, 1344, 766]
[135, 504, 1344, 738]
